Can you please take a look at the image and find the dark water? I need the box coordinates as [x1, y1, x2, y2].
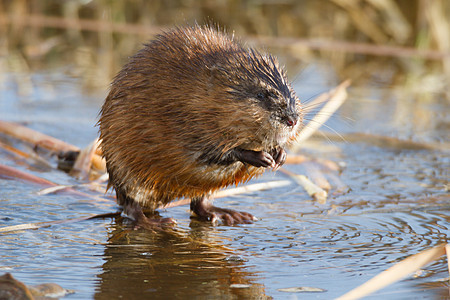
[0, 65, 448, 299]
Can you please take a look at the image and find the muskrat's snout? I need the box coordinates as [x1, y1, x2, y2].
[284, 101, 300, 128]
[283, 95, 300, 128]
[285, 115, 297, 127]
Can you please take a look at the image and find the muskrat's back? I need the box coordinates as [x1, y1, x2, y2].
[99, 26, 301, 215]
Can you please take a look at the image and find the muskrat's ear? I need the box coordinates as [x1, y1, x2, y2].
[207, 64, 228, 88]
[208, 64, 223, 79]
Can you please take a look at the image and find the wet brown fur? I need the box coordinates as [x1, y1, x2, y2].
[99, 26, 302, 211]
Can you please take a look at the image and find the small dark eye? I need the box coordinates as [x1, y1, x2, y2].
[256, 92, 265, 100]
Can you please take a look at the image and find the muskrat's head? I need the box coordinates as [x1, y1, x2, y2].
[208, 47, 302, 150]
[135, 26, 302, 152]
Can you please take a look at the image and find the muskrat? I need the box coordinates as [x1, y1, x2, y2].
[99, 26, 302, 227]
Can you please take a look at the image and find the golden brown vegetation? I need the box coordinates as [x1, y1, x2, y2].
[0, 0, 449, 96]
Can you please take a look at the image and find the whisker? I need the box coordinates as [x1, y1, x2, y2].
[303, 101, 330, 110]
[291, 66, 306, 84]
[303, 112, 336, 118]
[301, 120, 347, 143]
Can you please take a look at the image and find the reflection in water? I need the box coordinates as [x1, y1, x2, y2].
[95, 217, 269, 299]
[0, 70, 448, 299]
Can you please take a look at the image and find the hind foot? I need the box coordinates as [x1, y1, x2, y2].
[120, 196, 176, 231]
[190, 196, 257, 225]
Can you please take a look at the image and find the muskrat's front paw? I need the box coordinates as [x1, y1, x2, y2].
[193, 206, 257, 225]
[236, 149, 275, 168]
[271, 147, 287, 170]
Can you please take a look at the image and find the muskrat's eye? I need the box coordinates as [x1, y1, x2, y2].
[256, 92, 265, 100]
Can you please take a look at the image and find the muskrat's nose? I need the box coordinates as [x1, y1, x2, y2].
[286, 115, 298, 127]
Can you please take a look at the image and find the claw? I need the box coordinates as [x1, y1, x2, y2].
[191, 196, 256, 225]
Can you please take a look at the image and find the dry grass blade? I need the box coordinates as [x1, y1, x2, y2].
[37, 185, 72, 195]
[336, 243, 450, 300]
[279, 168, 327, 204]
[297, 80, 350, 143]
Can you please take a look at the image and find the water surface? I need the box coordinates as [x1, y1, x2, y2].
[0, 65, 448, 299]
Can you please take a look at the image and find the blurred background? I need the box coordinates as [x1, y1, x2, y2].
[1, 0, 449, 94]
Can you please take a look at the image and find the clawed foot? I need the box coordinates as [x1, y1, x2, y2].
[191, 198, 257, 225]
[193, 206, 257, 225]
[120, 198, 176, 231]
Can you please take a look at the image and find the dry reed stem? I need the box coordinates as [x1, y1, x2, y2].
[0, 212, 121, 234]
[366, 0, 411, 43]
[0, 140, 53, 168]
[284, 154, 309, 164]
[326, 172, 350, 195]
[314, 131, 449, 152]
[446, 244, 450, 277]
[315, 158, 343, 172]
[254, 36, 450, 60]
[91, 153, 106, 173]
[0, 163, 101, 199]
[423, 0, 450, 91]
[0, 120, 105, 170]
[331, 0, 389, 44]
[70, 139, 97, 179]
[0, 120, 78, 153]
[215, 180, 292, 198]
[303, 162, 332, 191]
[279, 168, 328, 204]
[70, 138, 105, 179]
[0, 141, 31, 158]
[336, 243, 450, 300]
[296, 80, 350, 143]
[0, 14, 164, 36]
[0, 163, 55, 187]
